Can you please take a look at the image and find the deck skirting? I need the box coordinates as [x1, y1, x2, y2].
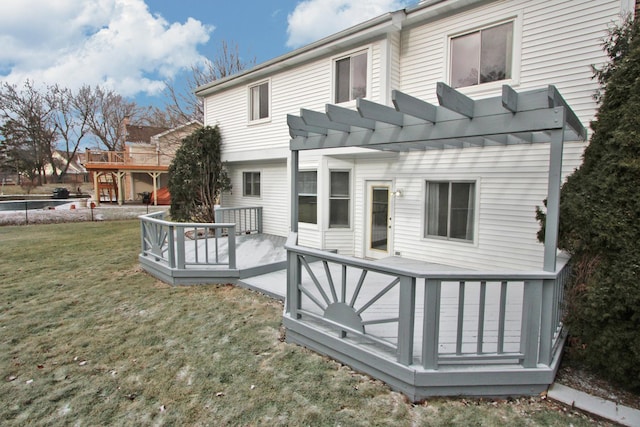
[284, 314, 565, 400]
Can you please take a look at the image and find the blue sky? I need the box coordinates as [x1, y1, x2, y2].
[0, 0, 412, 109]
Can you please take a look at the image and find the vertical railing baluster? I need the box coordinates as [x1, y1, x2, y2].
[170, 224, 178, 268]
[286, 233, 300, 318]
[341, 265, 347, 304]
[215, 226, 220, 264]
[228, 225, 236, 269]
[497, 280, 507, 354]
[397, 276, 416, 366]
[520, 279, 543, 368]
[538, 279, 555, 366]
[477, 281, 486, 355]
[456, 281, 465, 355]
[194, 227, 199, 264]
[423, 278, 441, 370]
[204, 227, 210, 264]
[140, 220, 146, 254]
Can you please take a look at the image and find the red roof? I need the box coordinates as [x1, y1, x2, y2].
[125, 124, 168, 143]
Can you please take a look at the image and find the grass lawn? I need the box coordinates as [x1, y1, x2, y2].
[0, 220, 611, 426]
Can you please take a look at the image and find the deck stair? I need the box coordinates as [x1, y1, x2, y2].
[97, 173, 118, 202]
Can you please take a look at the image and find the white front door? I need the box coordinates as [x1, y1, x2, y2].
[365, 181, 393, 259]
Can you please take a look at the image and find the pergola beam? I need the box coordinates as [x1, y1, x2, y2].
[326, 104, 376, 130]
[287, 114, 327, 136]
[547, 85, 587, 141]
[436, 82, 474, 118]
[291, 108, 565, 151]
[301, 108, 351, 133]
[357, 97, 405, 126]
[392, 90, 437, 123]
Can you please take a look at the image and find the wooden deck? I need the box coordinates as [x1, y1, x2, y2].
[138, 212, 568, 399]
[283, 233, 568, 399]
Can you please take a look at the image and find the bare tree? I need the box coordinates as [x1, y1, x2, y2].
[77, 85, 139, 151]
[163, 40, 255, 124]
[46, 84, 91, 181]
[0, 80, 57, 184]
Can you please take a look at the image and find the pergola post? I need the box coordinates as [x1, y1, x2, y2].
[291, 150, 299, 233]
[543, 129, 565, 272]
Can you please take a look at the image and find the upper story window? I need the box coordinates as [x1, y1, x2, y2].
[450, 21, 514, 89]
[243, 172, 260, 197]
[335, 51, 367, 103]
[425, 181, 475, 242]
[249, 81, 269, 121]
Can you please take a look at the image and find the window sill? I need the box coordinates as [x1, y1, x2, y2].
[452, 79, 519, 97]
[248, 117, 271, 126]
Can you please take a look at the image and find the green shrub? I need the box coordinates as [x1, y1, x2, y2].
[168, 125, 231, 222]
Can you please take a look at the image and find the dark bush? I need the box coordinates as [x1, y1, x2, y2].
[168, 126, 230, 223]
[538, 16, 640, 391]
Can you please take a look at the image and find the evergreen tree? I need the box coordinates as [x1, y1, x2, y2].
[168, 126, 230, 222]
[549, 16, 640, 390]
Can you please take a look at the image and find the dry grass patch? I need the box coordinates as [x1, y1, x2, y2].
[0, 221, 613, 426]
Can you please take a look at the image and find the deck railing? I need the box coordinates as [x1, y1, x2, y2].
[285, 232, 569, 370]
[139, 211, 237, 269]
[85, 149, 173, 167]
[215, 206, 262, 235]
[85, 150, 126, 164]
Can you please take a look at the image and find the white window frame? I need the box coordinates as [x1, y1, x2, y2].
[423, 180, 478, 243]
[242, 171, 261, 197]
[248, 80, 270, 123]
[328, 170, 351, 229]
[445, 13, 522, 93]
[332, 48, 371, 105]
[298, 170, 318, 225]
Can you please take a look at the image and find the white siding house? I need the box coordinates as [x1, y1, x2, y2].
[189, 0, 637, 398]
[198, 0, 633, 271]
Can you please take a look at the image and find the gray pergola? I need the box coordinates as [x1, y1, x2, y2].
[287, 82, 586, 272]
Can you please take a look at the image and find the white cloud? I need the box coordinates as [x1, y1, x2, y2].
[0, 0, 212, 98]
[286, 0, 410, 48]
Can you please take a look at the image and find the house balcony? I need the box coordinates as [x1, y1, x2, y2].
[138, 206, 569, 399]
[83, 149, 172, 171]
[83, 149, 173, 205]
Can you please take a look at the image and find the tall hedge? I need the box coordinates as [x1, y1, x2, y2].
[168, 125, 230, 222]
[550, 16, 640, 390]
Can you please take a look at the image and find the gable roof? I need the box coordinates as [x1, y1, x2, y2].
[125, 124, 169, 143]
[195, 0, 488, 97]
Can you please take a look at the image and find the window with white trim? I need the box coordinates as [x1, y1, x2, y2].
[243, 172, 260, 196]
[425, 181, 475, 241]
[298, 171, 317, 224]
[450, 21, 514, 89]
[329, 171, 350, 228]
[249, 82, 269, 121]
[335, 51, 367, 103]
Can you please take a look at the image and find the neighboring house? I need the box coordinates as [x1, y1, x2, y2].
[190, 0, 635, 398]
[84, 120, 202, 205]
[44, 150, 88, 184]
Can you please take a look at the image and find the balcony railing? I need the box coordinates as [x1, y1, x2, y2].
[85, 149, 173, 167]
[214, 206, 262, 235]
[284, 232, 569, 372]
[139, 211, 236, 270]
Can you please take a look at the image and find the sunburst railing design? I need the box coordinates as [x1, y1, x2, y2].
[285, 232, 570, 370]
[141, 212, 173, 264]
